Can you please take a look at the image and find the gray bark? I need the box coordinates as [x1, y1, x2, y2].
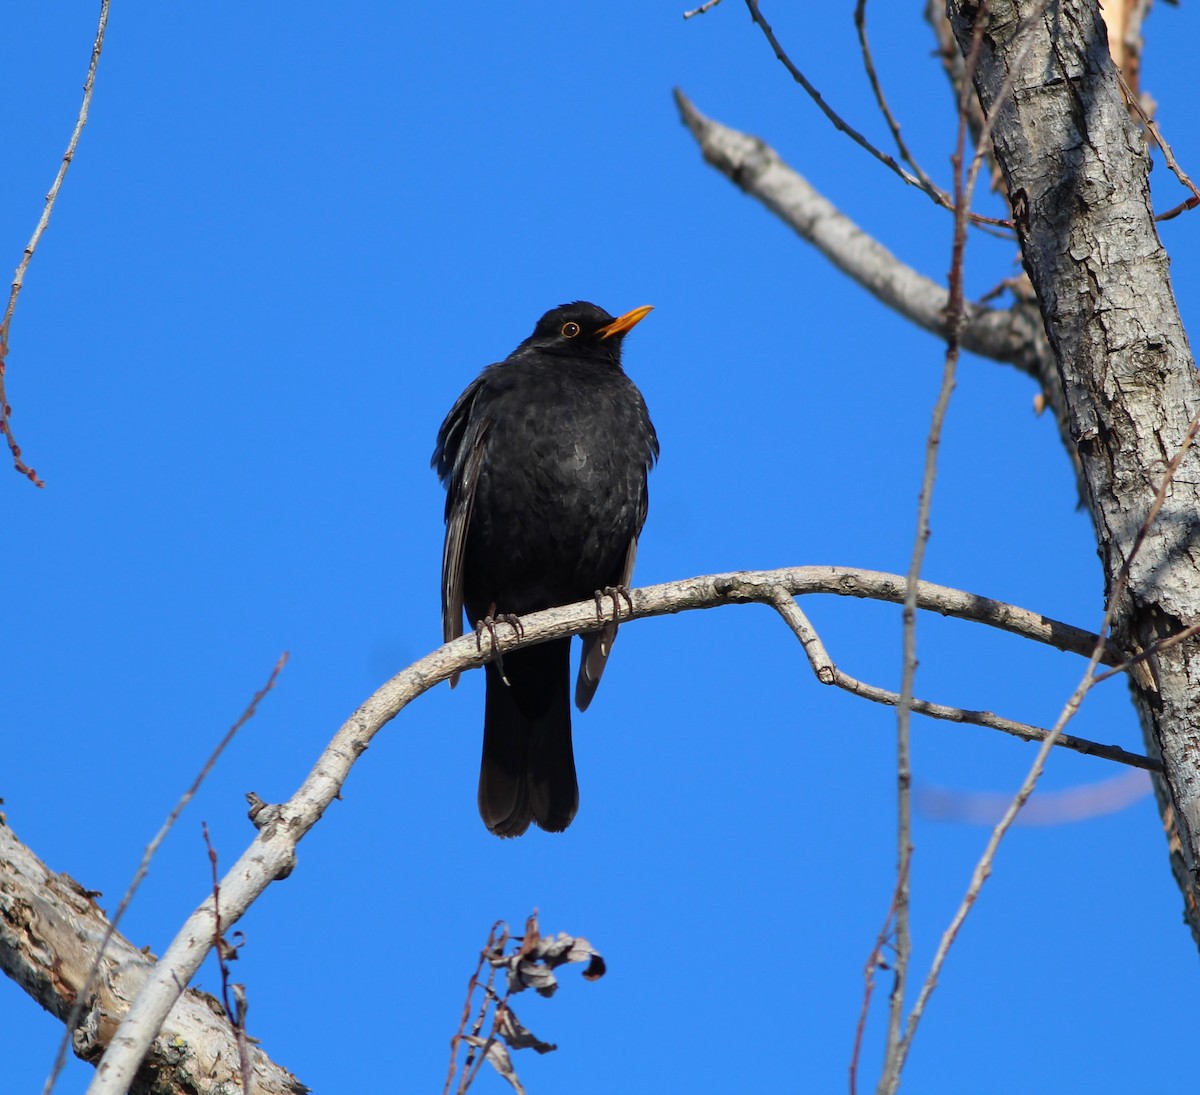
[947, 0, 1200, 944]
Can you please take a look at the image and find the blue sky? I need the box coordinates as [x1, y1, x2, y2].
[3, 3, 1198, 1093]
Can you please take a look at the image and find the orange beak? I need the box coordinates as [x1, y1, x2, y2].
[597, 304, 654, 340]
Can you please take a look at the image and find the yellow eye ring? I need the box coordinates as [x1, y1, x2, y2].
[561, 321, 581, 338]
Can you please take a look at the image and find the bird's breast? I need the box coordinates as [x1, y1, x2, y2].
[461, 371, 652, 614]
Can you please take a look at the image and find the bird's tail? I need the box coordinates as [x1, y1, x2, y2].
[479, 638, 578, 837]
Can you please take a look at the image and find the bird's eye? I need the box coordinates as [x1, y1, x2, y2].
[561, 321, 581, 338]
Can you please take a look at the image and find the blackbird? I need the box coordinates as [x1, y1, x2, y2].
[433, 301, 658, 836]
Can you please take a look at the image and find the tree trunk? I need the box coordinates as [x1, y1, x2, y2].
[947, 0, 1200, 946]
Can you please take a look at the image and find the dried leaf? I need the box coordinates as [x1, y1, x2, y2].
[497, 1004, 557, 1055]
[463, 1035, 526, 1095]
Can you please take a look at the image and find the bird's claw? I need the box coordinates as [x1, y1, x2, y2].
[593, 586, 634, 656]
[474, 613, 524, 686]
[593, 585, 634, 624]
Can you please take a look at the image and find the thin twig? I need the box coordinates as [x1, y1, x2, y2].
[767, 591, 1154, 770]
[445, 922, 505, 1095]
[674, 92, 1040, 374]
[849, 870, 904, 1095]
[741, 0, 1011, 228]
[45, 653, 287, 1095]
[854, 0, 940, 197]
[683, 0, 723, 16]
[461, 937, 520, 1094]
[891, 385, 1175, 1061]
[878, 5, 1056, 1087]
[203, 823, 253, 1095]
[880, 8, 988, 1091]
[1113, 71, 1200, 223]
[892, 642, 1103, 1074]
[0, 0, 110, 487]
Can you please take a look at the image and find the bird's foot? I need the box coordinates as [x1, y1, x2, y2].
[593, 585, 634, 656]
[474, 612, 524, 686]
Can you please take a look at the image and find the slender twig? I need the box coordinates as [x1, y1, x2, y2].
[0, 0, 110, 487]
[878, 5, 1059, 1088]
[683, 0, 723, 16]
[1113, 71, 1200, 223]
[741, 0, 1011, 228]
[1154, 194, 1200, 223]
[892, 641, 1104, 1075]
[45, 653, 287, 1095]
[445, 922, 505, 1095]
[854, 0, 940, 197]
[880, 8, 989, 1091]
[203, 824, 253, 1095]
[461, 945, 519, 1094]
[849, 870, 905, 1095]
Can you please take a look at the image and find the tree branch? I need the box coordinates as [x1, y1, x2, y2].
[768, 592, 1156, 769]
[86, 563, 1145, 1092]
[0, 816, 307, 1095]
[0, 0, 110, 488]
[673, 89, 1044, 376]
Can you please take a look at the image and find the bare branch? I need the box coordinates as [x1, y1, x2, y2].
[673, 90, 1044, 375]
[850, 865, 905, 1095]
[854, 0, 941, 197]
[895, 644, 1105, 1075]
[86, 564, 1137, 1093]
[767, 590, 1154, 769]
[740, 0, 1015, 230]
[0, 0, 110, 488]
[740, 0, 955, 213]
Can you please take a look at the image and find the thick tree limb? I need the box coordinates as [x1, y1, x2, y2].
[0, 816, 307, 1095]
[85, 564, 1145, 1093]
[946, 0, 1200, 947]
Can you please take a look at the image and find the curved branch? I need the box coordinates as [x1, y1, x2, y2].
[673, 89, 1044, 376]
[87, 564, 1139, 1094]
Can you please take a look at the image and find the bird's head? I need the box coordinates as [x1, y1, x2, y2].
[521, 301, 653, 363]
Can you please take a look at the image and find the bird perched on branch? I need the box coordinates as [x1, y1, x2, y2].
[433, 302, 658, 837]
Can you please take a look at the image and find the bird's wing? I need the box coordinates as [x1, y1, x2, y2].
[575, 534, 639, 712]
[433, 377, 491, 681]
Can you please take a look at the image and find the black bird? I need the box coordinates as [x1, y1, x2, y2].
[432, 302, 658, 837]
